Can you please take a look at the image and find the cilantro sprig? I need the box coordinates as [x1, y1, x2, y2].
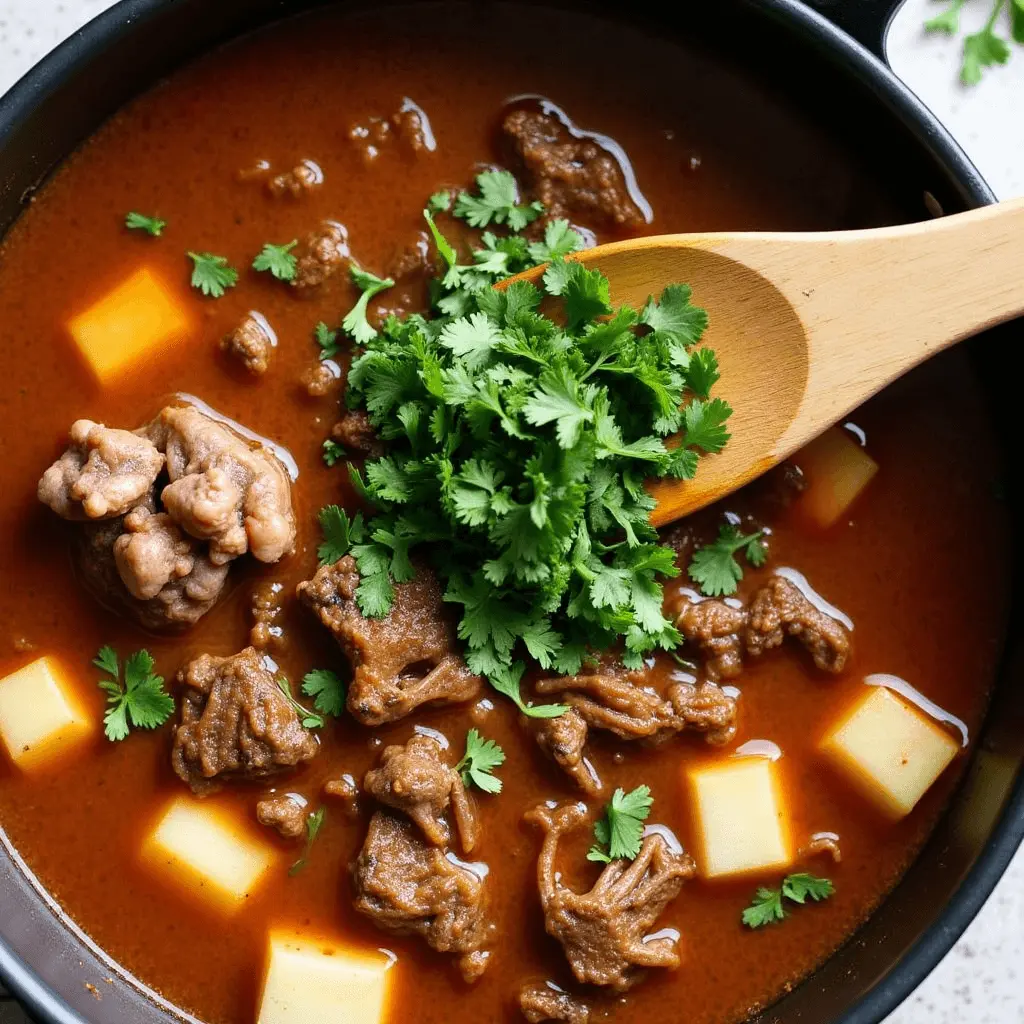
[342, 265, 395, 344]
[742, 873, 835, 928]
[94, 646, 174, 742]
[252, 240, 298, 281]
[276, 677, 324, 730]
[187, 251, 238, 298]
[688, 524, 767, 597]
[125, 211, 166, 236]
[288, 807, 326, 877]
[925, 0, 1023, 83]
[455, 728, 505, 793]
[301, 669, 346, 718]
[315, 321, 340, 360]
[454, 169, 544, 232]
[587, 785, 654, 863]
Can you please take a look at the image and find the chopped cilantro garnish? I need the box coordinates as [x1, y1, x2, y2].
[94, 645, 174, 742]
[315, 321, 340, 360]
[252, 239, 298, 281]
[427, 190, 452, 213]
[187, 251, 238, 298]
[342, 265, 395, 344]
[487, 662, 567, 719]
[688, 524, 767, 597]
[276, 677, 324, 730]
[527, 218, 585, 263]
[125, 211, 166, 236]
[453, 169, 544, 232]
[322, 439, 345, 466]
[742, 873, 834, 928]
[925, 0, 1020, 83]
[288, 807, 326, 877]
[301, 669, 346, 718]
[316, 505, 364, 564]
[587, 785, 654, 863]
[455, 728, 505, 793]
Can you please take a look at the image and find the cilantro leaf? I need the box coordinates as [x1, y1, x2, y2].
[94, 646, 174, 741]
[454, 169, 544, 231]
[322, 439, 345, 466]
[289, 807, 326, 877]
[342, 265, 395, 344]
[527, 219, 584, 263]
[276, 677, 324, 730]
[682, 398, 732, 454]
[742, 887, 787, 928]
[488, 662, 567, 719]
[523, 365, 594, 448]
[187, 251, 238, 298]
[301, 669, 346, 718]
[315, 321, 340, 360]
[743, 873, 834, 928]
[925, 0, 965, 33]
[317, 505, 364, 565]
[640, 284, 708, 346]
[455, 728, 505, 793]
[427, 190, 452, 213]
[560, 262, 612, 330]
[587, 785, 653, 862]
[125, 211, 166, 236]
[962, 14, 1011, 84]
[783, 873, 835, 904]
[688, 524, 767, 597]
[252, 239, 298, 281]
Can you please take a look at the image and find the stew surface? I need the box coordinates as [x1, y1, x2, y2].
[0, 4, 1011, 1024]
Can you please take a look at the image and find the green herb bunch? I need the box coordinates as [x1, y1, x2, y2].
[926, 0, 1024, 83]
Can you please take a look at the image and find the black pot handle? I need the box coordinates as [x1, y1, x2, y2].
[801, 0, 906, 63]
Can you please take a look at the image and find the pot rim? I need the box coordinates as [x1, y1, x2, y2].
[0, 3, 1018, 1024]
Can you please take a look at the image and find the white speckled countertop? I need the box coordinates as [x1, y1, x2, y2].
[0, 1, 1021, 1022]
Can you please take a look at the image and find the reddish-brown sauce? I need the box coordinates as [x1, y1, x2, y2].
[0, 4, 1010, 1023]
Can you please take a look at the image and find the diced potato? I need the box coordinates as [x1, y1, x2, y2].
[67, 266, 192, 383]
[142, 797, 276, 911]
[795, 427, 879, 528]
[687, 756, 792, 880]
[0, 656, 93, 770]
[820, 685, 959, 819]
[258, 932, 394, 1024]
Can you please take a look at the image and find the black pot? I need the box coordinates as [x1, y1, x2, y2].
[1, 2, 1022, 1022]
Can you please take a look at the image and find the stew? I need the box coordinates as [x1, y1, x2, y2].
[0, 4, 1010, 1024]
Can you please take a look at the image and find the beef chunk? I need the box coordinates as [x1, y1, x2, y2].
[352, 810, 493, 982]
[673, 596, 747, 681]
[324, 773, 361, 820]
[221, 312, 275, 375]
[113, 505, 203, 600]
[519, 981, 590, 1023]
[534, 708, 600, 795]
[267, 159, 323, 198]
[385, 231, 435, 281]
[172, 647, 318, 795]
[364, 734, 477, 852]
[666, 680, 737, 746]
[301, 360, 342, 397]
[256, 795, 307, 839]
[525, 802, 694, 991]
[331, 410, 384, 458]
[799, 833, 842, 864]
[503, 108, 644, 229]
[292, 220, 350, 290]
[38, 420, 164, 520]
[297, 556, 482, 726]
[148, 404, 296, 565]
[746, 575, 851, 672]
[250, 580, 285, 650]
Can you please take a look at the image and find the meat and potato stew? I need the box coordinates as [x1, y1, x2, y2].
[0, 4, 1011, 1024]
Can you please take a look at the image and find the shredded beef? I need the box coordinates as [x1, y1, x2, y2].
[666, 679, 737, 746]
[673, 597, 748, 681]
[296, 556, 481, 726]
[221, 312, 275, 375]
[292, 220, 350, 290]
[267, 159, 323, 198]
[256, 795, 307, 839]
[352, 810, 493, 982]
[331, 410, 384, 458]
[525, 802, 694, 991]
[172, 647, 318, 795]
[534, 708, 600, 795]
[519, 981, 591, 1023]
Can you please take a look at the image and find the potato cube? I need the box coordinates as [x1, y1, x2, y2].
[258, 932, 394, 1024]
[796, 427, 879, 528]
[142, 797, 275, 911]
[68, 266, 192, 383]
[687, 756, 791, 879]
[820, 685, 959, 819]
[0, 656, 93, 770]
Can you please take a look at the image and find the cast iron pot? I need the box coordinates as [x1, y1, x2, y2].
[1, 1, 1022, 1022]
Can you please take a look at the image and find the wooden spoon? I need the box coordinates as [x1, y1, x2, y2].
[508, 197, 1024, 526]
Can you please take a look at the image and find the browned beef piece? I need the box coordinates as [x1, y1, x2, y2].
[519, 981, 590, 1023]
[364, 733, 477, 852]
[172, 647, 318, 795]
[292, 220, 350, 290]
[673, 596, 748, 681]
[76, 510, 230, 631]
[534, 708, 600, 795]
[352, 810, 494, 982]
[296, 556, 482, 726]
[147, 404, 296, 565]
[267, 159, 323, 198]
[503, 108, 644, 229]
[221, 312, 275, 375]
[746, 575, 851, 672]
[38, 419, 164, 520]
[250, 580, 285, 650]
[525, 802, 694, 992]
[386, 231, 435, 281]
[301, 360, 342, 397]
[324, 773, 361, 820]
[331, 410, 384, 458]
[799, 833, 842, 864]
[667, 680, 737, 746]
[256, 795, 307, 839]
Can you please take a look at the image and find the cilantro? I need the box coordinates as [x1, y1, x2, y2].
[93, 646, 174, 742]
[527, 219, 585, 263]
[317, 505, 364, 564]
[125, 211, 166, 236]
[315, 322, 340, 360]
[455, 728, 505, 793]
[301, 669, 346, 718]
[587, 785, 653, 863]
[688, 524, 767, 597]
[288, 807, 326, 877]
[276, 677, 324, 729]
[742, 873, 834, 928]
[187, 251, 238, 298]
[427, 190, 452, 213]
[488, 663, 568, 719]
[252, 239, 298, 281]
[342, 265, 395, 344]
[322, 439, 345, 466]
[925, 0, 1019, 82]
[454, 169, 544, 231]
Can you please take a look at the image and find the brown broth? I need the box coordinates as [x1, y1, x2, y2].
[0, 4, 1010, 1023]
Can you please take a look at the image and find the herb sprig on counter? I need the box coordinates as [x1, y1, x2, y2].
[125, 211, 166, 237]
[925, 0, 1024, 83]
[742, 873, 835, 928]
[456, 728, 505, 794]
[587, 785, 654, 863]
[94, 646, 174, 742]
[688, 524, 767, 597]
